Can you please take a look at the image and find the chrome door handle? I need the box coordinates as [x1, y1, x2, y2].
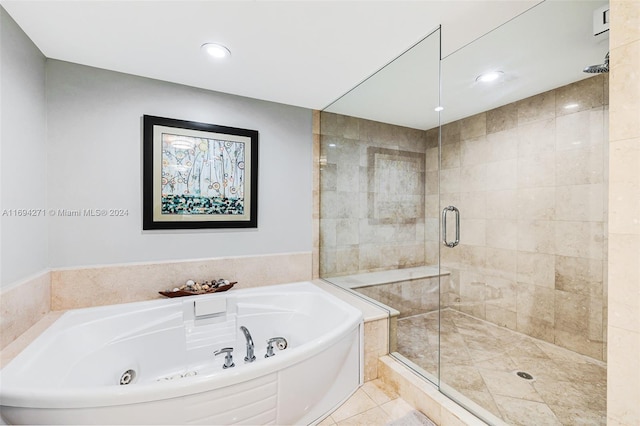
[442, 206, 460, 248]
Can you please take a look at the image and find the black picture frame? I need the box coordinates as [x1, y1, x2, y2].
[143, 115, 258, 230]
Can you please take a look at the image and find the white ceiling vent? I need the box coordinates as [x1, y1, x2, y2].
[593, 5, 610, 36]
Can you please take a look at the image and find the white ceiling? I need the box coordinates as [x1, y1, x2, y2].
[2, 0, 543, 111]
[0, 0, 607, 128]
[325, 0, 610, 129]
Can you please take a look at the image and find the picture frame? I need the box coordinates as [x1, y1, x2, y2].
[143, 115, 258, 230]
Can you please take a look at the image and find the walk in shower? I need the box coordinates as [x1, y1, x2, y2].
[319, 2, 608, 425]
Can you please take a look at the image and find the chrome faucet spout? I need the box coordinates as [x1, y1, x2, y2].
[240, 326, 256, 362]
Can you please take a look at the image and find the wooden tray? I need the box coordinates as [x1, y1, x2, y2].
[159, 282, 236, 298]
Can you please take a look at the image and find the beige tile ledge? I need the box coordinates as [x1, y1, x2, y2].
[1, 311, 65, 368]
[311, 279, 389, 322]
[51, 252, 312, 310]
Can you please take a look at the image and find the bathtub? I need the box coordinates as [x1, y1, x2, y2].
[0, 281, 363, 425]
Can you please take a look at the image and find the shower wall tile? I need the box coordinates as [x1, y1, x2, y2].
[554, 290, 592, 333]
[460, 219, 486, 247]
[485, 305, 517, 330]
[485, 159, 517, 191]
[320, 163, 337, 191]
[485, 248, 517, 275]
[320, 248, 337, 276]
[336, 247, 360, 273]
[516, 283, 555, 324]
[425, 127, 439, 149]
[555, 255, 604, 297]
[459, 164, 487, 192]
[517, 90, 556, 125]
[439, 168, 461, 194]
[555, 75, 606, 116]
[554, 221, 604, 260]
[555, 144, 604, 185]
[516, 312, 555, 344]
[441, 121, 461, 145]
[517, 220, 555, 254]
[459, 113, 486, 141]
[554, 329, 603, 360]
[336, 219, 359, 246]
[517, 252, 556, 288]
[321, 76, 610, 362]
[485, 190, 518, 219]
[517, 152, 556, 188]
[459, 192, 486, 219]
[555, 184, 604, 222]
[437, 75, 608, 360]
[486, 128, 518, 162]
[440, 141, 460, 169]
[486, 219, 517, 250]
[425, 147, 439, 171]
[485, 277, 517, 311]
[517, 187, 556, 220]
[486, 102, 518, 134]
[460, 136, 489, 166]
[555, 108, 606, 151]
[517, 119, 556, 157]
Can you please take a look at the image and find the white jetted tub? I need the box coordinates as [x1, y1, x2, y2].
[0, 282, 363, 425]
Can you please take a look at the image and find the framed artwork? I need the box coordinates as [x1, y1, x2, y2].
[143, 115, 258, 230]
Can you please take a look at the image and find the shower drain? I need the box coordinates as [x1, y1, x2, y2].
[516, 371, 534, 380]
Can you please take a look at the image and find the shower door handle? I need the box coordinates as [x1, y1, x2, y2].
[442, 206, 460, 248]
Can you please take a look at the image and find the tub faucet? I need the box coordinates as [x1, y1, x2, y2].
[240, 326, 256, 362]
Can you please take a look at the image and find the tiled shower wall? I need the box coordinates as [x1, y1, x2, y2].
[320, 75, 608, 361]
[319, 113, 437, 277]
[439, 74, 609, 360]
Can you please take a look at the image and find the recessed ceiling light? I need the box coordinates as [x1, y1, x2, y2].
[434, 106, 444, 112]
[564, 103, 579, 109]
[201, 43, 231, 59]
[475, 71, 504, 83]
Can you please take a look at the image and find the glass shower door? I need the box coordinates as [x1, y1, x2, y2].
[319, 27, 443, 385]
[438, 2, 609, 424]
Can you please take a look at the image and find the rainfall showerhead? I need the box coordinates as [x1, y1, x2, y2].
[583, 52, 609, 73]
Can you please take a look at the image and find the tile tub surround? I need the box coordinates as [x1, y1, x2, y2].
[0, 271, 50, 350]
[438, 74, 609, 361]
[0, 253, 311, 349]
[51, 252, 312, 310]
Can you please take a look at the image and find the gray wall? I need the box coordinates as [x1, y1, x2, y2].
[0, 7, 48, 288]
[46, 60, 313, 268]
[1, 7, 313, 286]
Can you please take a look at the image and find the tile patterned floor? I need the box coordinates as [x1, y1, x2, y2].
[320, 379, 436, 426]
[396, 309, 607, 426]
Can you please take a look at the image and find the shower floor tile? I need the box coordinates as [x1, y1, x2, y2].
[396, 309, 606, 426]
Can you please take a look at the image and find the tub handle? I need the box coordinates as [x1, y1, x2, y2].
[213, 347, 235, 369]
[265, 337, 288, 358]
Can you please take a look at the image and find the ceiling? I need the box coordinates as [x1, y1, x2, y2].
[2, 0, 541, 110]
[1, 1, 608, 129]
[325, 0, 610, 129]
